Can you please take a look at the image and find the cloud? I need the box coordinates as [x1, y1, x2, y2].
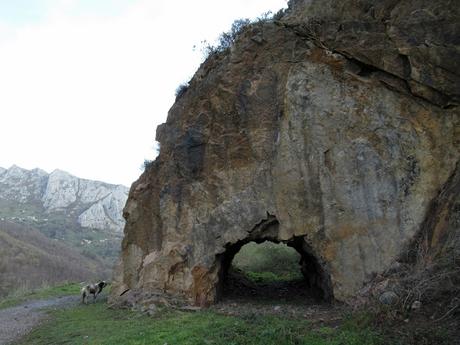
[0, 0, 287, 185]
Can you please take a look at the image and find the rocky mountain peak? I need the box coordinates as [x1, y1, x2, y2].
[43, 169, 80, 209]
[3, 165, 28, 178]
[30, 167, 48, 176]
[0, 165, 129, 233]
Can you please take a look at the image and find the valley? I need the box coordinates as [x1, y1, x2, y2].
[0, 165, 128, 297]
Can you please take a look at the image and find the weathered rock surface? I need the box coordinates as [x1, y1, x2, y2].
[0, 165, 128, 232]
[78, 185, 129, 231]
[0, 166, 48, 203]
[111, 0, 459, 306]
[283, 0, 460, 107]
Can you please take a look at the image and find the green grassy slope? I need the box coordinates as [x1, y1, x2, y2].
[18, 303, 384, 345]
[9, 281, 452, 345]
[0, 198, 122, 265]
[232, 241, 303, 282]
[0, 282, 81, 309]
[0, 221, 109, 298]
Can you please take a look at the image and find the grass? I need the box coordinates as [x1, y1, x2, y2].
[0, 222, 108, 297]
[232, 241, 304, 283]
[245, 271, 303, 283]
[17, 302, 384, 345]
[0, 198, 122, 264]
[0, 282, 81, 309]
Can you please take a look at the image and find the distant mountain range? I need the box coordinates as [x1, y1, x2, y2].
[0, 165, 129, 265]
[0, 165, 128, 232]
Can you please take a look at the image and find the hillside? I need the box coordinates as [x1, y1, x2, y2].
[0, 220, 107, 297]
[0, 165, 128, 263]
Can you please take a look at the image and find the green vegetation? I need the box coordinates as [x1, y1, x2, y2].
[232, 241, 303, 283]
[0, 221, 106, 298]
[175, 82, 189, 99]
[0, 282, 80, 309]
[0, 198, 121, 266]
[201, 10, 284, 60]
[245, 271, 297, 284]
[18, 303, 384, 345]
[202, 18, 251, 56]
[5, 281, 450, 345]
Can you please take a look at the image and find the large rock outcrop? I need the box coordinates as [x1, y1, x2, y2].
[111, 0, 459, 306]
[284, 0, 460, 108]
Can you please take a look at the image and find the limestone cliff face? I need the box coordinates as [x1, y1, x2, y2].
[284, 0, 460, 108]
[111, 0, 459, 306]
[0, 166, 128, 233]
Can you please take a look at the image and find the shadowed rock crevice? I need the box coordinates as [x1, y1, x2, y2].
[289, 237, 333, 301]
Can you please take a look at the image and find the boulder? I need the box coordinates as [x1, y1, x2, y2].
[379, 291, 399, 305]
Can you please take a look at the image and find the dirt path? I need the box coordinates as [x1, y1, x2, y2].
[0, 296, 77, 345]
[211, 296, 345, 327]
[211, 273, 346, 326]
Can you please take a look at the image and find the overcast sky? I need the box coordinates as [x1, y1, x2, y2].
[0, 0, 287, 186]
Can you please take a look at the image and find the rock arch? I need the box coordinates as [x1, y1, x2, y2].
[110, 7, 459, 308]
[215, 215, 333, 302]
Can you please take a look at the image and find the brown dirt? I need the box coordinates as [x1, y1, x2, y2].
[211, 272, 345, 327]
[211, 272, 459, 344]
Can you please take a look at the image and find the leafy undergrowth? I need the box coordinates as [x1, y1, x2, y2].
[225, 241, 311, 302]
[0, 282, 81, 309]
[17, 303, 384, 345]
[232, 241, 303, 282]
[245, 270, 305, 283]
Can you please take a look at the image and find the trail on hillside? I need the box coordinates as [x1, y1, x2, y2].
[0, 296, 76, 345]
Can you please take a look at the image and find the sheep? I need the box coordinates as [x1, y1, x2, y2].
[81, 281, 107, 304]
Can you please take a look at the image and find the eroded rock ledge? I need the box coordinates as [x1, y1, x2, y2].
[284, 0, 460, 108]
[110, 0, 459, 307]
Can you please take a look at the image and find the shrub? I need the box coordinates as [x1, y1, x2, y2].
[200, 10, 286, 60]
[218, 18, 251, 50]
[142, 159, 153, 170]
[202, 18, 251, 58]
[232, 242, 303, 282]
[254, 11, 273, 24]
[175, 82, 189, 99]
[273, 8, 286, 21]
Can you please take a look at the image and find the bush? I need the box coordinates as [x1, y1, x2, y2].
[200, 10, 286, 60]
[202, 18, 251, 58]
[254, 11, 274, 24]
[272, 8, 286, 21]
[142, 159, 153, 170]
[175, 82, 189, 99]
[218, 18, 251, 50]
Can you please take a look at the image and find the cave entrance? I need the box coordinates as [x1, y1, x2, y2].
[216, 219, 333, 304]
